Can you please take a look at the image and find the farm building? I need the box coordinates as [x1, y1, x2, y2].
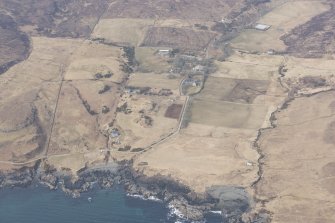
[184, 78, 202, 87]
[254, 23, 271, 31]
[158, 49, 171, 57]
[193, 65, 206, 72]
[124, 87, 142, 94]
[111, 128, 120, 138]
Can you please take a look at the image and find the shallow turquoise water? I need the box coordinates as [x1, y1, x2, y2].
[0, 186, 169, 223]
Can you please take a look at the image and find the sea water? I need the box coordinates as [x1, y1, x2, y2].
[0, 185, 223, 223]
[0, 185, 168, 223]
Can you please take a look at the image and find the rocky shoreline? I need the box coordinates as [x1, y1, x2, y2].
[0, 160, 262, 223]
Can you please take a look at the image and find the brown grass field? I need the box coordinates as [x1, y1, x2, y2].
[92, 19, 154, 46]
[231, 1, 330, 53]
[127, 72, 181, 91]
[254, 91, 335, 223]
[135, 47, 172, 73]
[0, 37, 80, 164]
[189, 99, 268, 129]
[64, 41, 124, 83]
[197, 76, 269, 103]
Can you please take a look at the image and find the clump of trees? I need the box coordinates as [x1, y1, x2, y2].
[131, 148, 144, 152]
[98, 85, 111, 94]
[116, 102, 132, 114]
[194, 24, 208, 30]
[118, 145, 131, 151]
[101, 106, 110, 114]
[95, 71, 113, 79]
[143, 115, 153, 126]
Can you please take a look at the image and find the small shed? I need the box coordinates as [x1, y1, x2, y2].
[267, 49, 275, 55]
[158, 49, 171, 56]
[254, 23, 271, 31]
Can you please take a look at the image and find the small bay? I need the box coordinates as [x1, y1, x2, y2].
[0, 186, 169, 223]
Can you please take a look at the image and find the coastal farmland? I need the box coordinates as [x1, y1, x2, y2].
[47, 40, 128, 171]
[0, 37, 80, 166]
[111, 71, 184, 160]
[135, 53, 287, 192]
[1, 0, 335, 222]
